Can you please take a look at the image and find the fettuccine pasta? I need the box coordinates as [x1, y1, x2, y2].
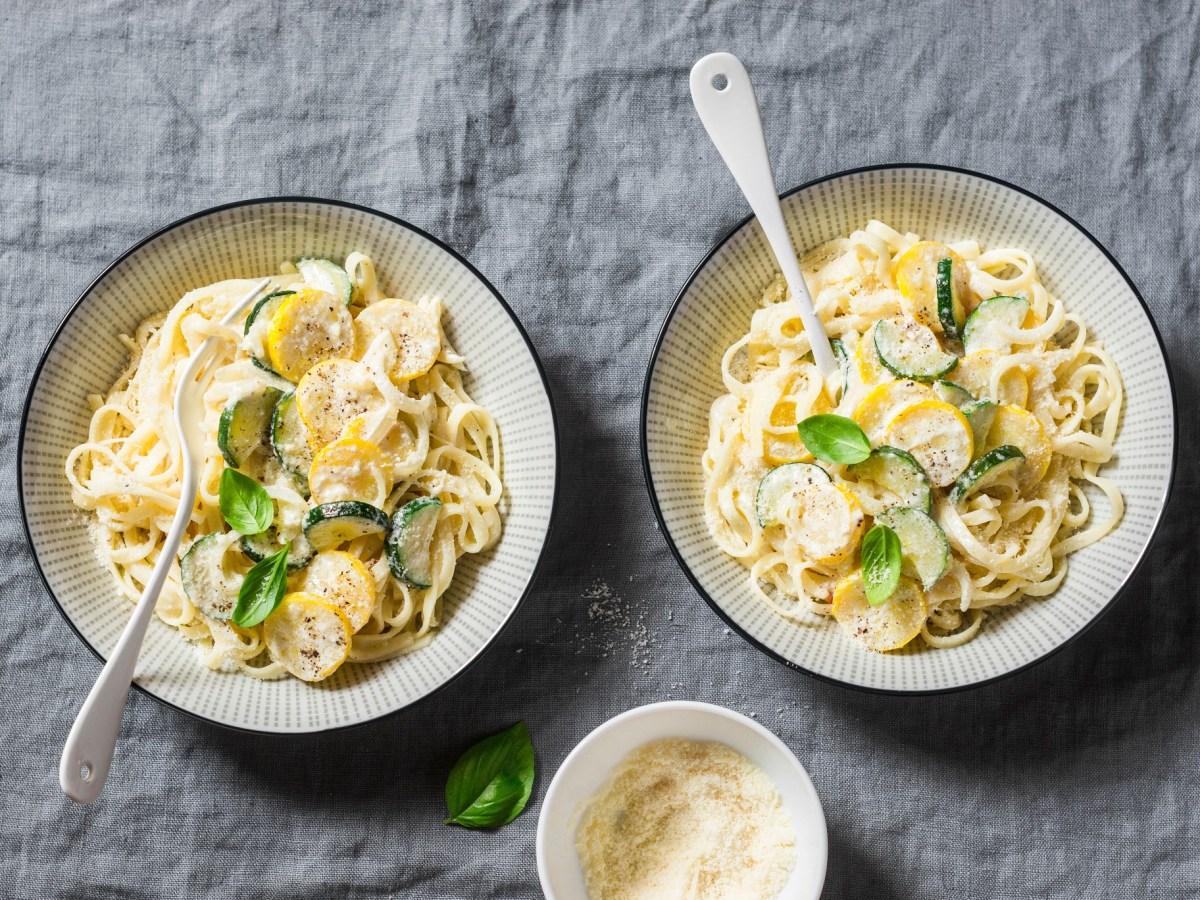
[67, 253, 502, 681]
[703, 221, 1122, 652]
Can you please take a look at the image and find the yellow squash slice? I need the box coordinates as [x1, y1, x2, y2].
[982, 404, 1052, 483]
[309, 436, 390, 507]
[832, 572, 927, 652]
[763, 428, 811, 465]
[883, 399, 974, 487]
[354, 299, 441, 382]
[894, 241, 971, 333]
[263, 592, 352, 682]
[299, 551, 377, 633]
[295, 358, 387, 450]
[852, 379, 936, 441]
[341, 413, 416, 481]
[266, 289, 356, 382]
[853, 322, 889, 386]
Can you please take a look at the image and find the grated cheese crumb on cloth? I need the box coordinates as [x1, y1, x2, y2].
[575, 578, 655, 668]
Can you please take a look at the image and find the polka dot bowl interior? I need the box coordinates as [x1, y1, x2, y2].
[642, 165, 1175, 693]
[20, 198, 558, 732]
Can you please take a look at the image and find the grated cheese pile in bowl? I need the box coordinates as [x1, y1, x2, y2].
[574, 738, 796, 899]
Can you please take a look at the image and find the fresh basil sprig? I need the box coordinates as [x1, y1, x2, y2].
[445, 721, 535, 829]
[232, 544, 290, 627]
[797, 414, 871, 464]
[219, 468, 274, 535]
[861, 524, 902, 606]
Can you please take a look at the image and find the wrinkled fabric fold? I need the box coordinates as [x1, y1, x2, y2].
[2, 0, 1198, 897]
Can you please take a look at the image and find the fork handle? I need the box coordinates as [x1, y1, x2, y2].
[58, 279, 270, 804]
[59, 468, 196, 804]
[689, 52, 837, 379]
[58, 576, 162, 803]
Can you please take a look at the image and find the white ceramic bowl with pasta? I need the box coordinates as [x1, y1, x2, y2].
[537, 701, 828, 900]
[20, 198, 558, 732]
[642, 165, 1175, 693]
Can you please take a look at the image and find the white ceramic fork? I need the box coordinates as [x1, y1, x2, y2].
[689, 52, 838, 383]
[59, 277, 274, 804]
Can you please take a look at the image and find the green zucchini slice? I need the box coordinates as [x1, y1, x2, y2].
[297, 258, 353, 307]
[181, 533, 241, 621]
[270, 391, 313, 494]
[243, 290, 294, 375]
[874, 318, 958, 382]
[303, 501, 390, 551]
[244, 290, 294, 336]
[963, 295, 1031, 355]
[386, 497, 444, 588]
[936, 256, 967, 339]
[961, 399, 997, 453]
[950, 444, 1026, 503]
[876, 507, 950, 590]
[240, 527, 316, 572]
[847, 445, 932, 515]
[755, 462, 832, 527]
[831, 337, 849, 397]
[933, 379, 974, 409]
[218, 386, 283, 468]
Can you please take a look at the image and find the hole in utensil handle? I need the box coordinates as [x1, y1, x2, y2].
[711, 73, 729, 91]
[79, 760, 93, 782]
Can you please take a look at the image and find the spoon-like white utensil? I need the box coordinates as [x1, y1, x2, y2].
[689, 52, 838, 382]
[59, 277, 274, 804]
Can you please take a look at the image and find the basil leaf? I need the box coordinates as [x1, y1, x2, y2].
[861, 524, 902, 607]
[219, 468, 274, 535]
[231, 544, 290, 627]
[797, 414, 872, 464]
[445, 721, 535, 829]
[445, 772, 525, 829]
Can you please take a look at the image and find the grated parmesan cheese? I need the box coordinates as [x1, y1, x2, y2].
[575, 738, 796, 899]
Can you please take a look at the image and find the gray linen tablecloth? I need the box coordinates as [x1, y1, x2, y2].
[3, 1, 1198, 897]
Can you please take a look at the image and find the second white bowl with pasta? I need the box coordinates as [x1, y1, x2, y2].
[642, 165, 1175, 693]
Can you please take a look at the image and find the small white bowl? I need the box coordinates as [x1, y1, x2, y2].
[536, 701, 827, 899]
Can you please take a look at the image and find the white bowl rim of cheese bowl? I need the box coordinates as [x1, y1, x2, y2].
[536, 700, 828, 900]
